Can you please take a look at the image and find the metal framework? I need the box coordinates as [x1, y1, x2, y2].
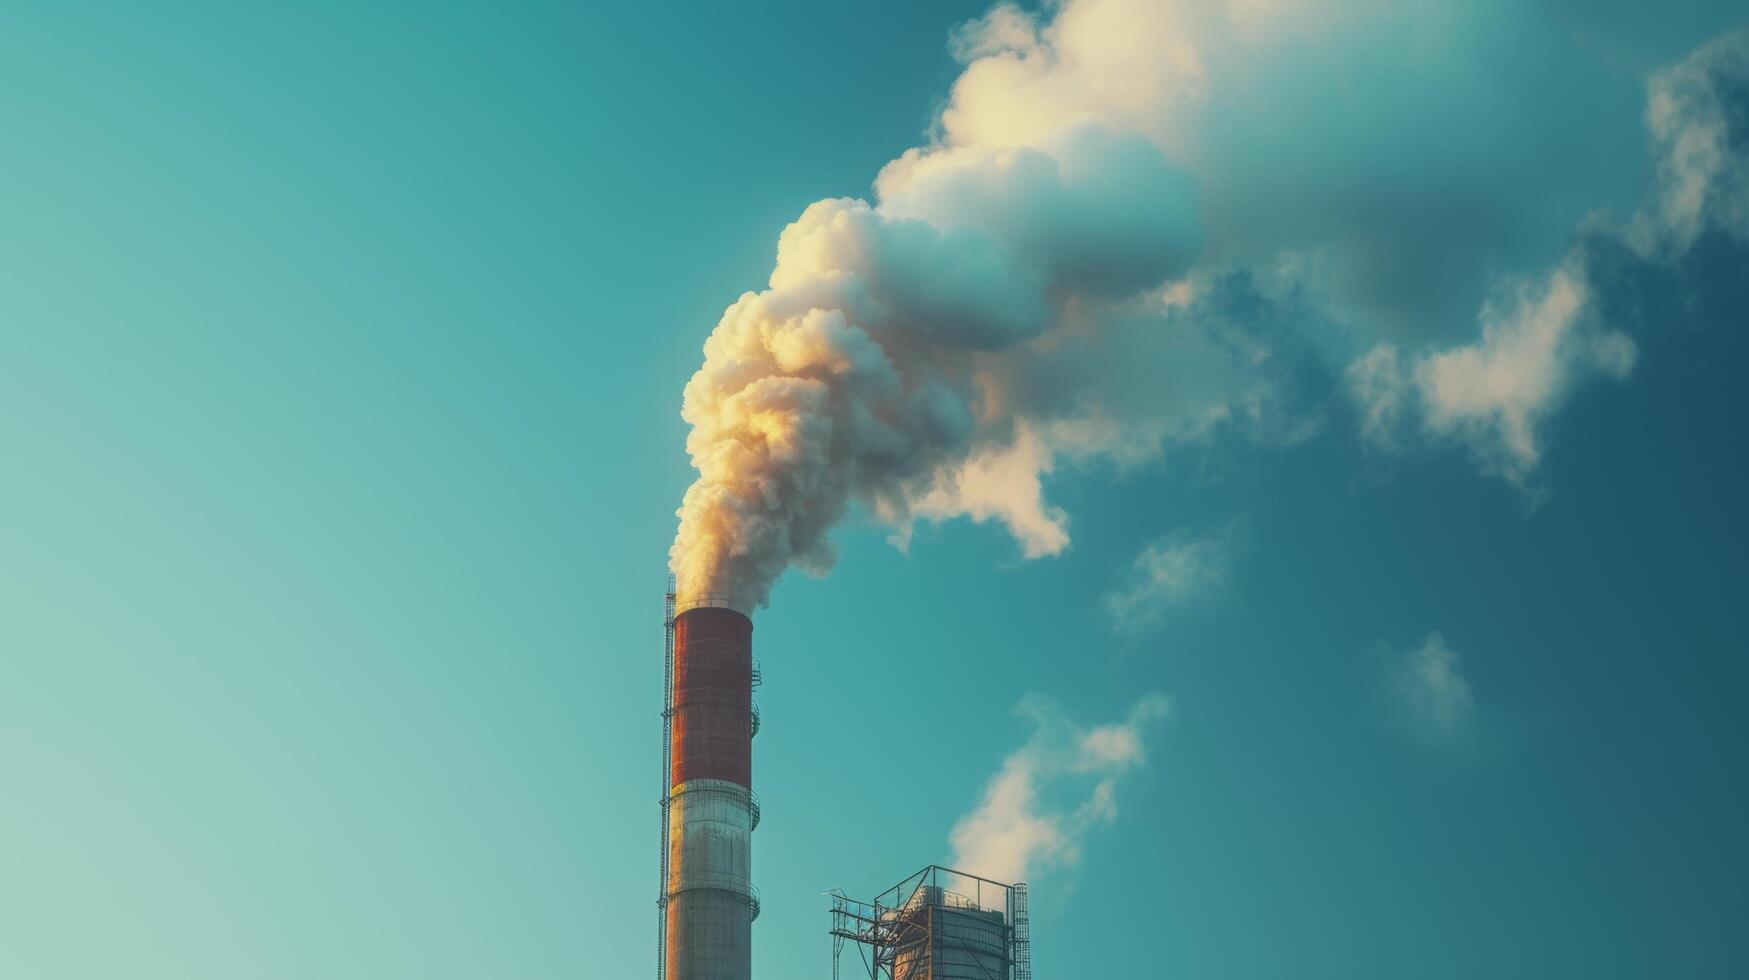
[830, 866, 1031, 980]
[656, 579, 676, 980]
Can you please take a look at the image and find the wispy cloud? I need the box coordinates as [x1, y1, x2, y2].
[1348, 264, 1635, 485]
[1634, 30, 1749, 257]
[1393, 632, 1476, 739]
[1346, 30, 1749, 487]
[950, 694, 1169, 885]
[1102, 528, 1235, 633]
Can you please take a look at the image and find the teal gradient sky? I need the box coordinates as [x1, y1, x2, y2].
[3, 3, 1747, 978]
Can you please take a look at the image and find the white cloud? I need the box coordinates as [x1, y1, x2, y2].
[1417, 267, 1635, 478]
[1345, 343, 1412, 452]
[950, 694, 1168, 884]
[1635, 30, 1749, 255]
[1349, 263, 1636, 483]
[1394, 632, 1475, 737]
[1102, 528, 1235, 633]
[1344, 30, 1749, 485]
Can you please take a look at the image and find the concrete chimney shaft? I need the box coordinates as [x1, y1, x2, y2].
[665, 606, 755, 980]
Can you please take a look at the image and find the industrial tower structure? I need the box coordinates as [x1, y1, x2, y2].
[658, 583, 759, 980]
[831, 865, 1031, 980]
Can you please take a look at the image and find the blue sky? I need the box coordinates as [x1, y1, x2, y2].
[2, 2, 1747, 978]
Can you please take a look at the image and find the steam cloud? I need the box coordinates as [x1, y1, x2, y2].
[670, 127, 1204, 606]
[668, 0, 1250, 608]
[670, 1, 1749, 608]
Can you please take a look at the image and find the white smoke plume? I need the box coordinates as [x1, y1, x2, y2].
[669, 0, 1282, 608]
[669, 1, 1749, 607]
[669, 119, 1206, 606]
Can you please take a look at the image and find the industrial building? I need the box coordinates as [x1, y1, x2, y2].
[655, 582, 1031, 980]
[830, 865, 1031, 980]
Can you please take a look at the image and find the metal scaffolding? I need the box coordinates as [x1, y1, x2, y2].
[656, 579, 676, 980]
[830, 866, 1031, 980]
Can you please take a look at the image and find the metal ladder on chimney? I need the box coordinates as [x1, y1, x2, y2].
[656, 582, 676, 980]
[1011, 883, 1031, 980]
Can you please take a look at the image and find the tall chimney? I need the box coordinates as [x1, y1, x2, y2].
[663, 603, 757, 980]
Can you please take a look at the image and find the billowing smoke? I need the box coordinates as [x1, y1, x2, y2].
[669, 122, 1204, 607]
[670, 0, 1749, 608]
[668, 1, 1249, 608]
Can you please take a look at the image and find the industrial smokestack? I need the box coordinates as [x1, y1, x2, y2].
[659, 1, 1215, 974]
[661, 601, 758, 980]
